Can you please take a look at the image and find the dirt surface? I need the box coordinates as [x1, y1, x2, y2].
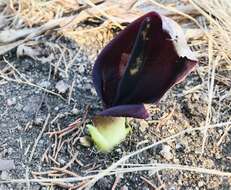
[0, 1, 231, 190]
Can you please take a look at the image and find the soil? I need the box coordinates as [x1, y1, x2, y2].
[0, 13, 231, 190]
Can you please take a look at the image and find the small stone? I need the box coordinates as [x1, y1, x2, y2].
[168, 187, 176, 190]
[121, 186, 128, 190]
[78, 65, 85, 73]
[32, 184, 42, 190]
[115, 148, 122, 154]
[15, 103, 23, 111]
[71, 108, 79, 115]
[79, 136, 92, 147]
[203, 159, 214, 168]
[85, 83, 92, 90]
[34, 117, 44, 125]
[6, 97, 16, 106]
[77, 84, 82, 89]
[176, 143, 185, 152]
[198, 180, 204, 187]
[58, 158, 66, 165]
[0, 90, 5, 96]
[22, 96, 40, 115]
[1, 171, 9, 180]
[90, 88, 97, 96]
[7, 147, 13, 155]
[55, 80, 69, 93]
[160, 145, 173, 160]
[16, 125, 22, 131]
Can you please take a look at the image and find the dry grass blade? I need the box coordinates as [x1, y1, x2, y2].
[1, 58, 66, 100]
[0, 28, 37, 43]
[9, 0, 81, 26]
[29, 114, 50, 162]
[0, 16, 74, 55]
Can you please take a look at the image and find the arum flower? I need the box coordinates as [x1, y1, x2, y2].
[88, 12, 198, 152]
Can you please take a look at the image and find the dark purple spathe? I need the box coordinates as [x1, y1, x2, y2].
[92, 11, 197, 119]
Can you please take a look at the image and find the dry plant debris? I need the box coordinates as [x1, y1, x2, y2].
[0, 0, 230, 189]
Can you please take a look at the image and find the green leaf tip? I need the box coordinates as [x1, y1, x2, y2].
[87, 116, 131, 152]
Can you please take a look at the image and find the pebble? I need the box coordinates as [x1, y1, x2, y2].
[85, 83, 92, 90]
[80, 136, 92, 147]
[160, 145, 173, 160]
[121, 186, 128, 190]
[198, 180, 204, 187]
[176, 143, 185, 152]
[58, 158, 66, 165]
[90, 88, 97, 96]
[1, 171, 9, 180]
[32, 184, 42, 190]
[15, 103, 22, 111]
[71, 108, 79, 115]
[77, 84, 83, 89]
[78, 65, 85, 73]
[168, 187, 176, 190]
[55, 80, 69, 93]
[6, 97, 16, 106]
[7, 147, 13, 155]
[34, 117, 44, 125]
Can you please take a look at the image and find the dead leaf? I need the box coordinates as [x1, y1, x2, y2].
[0, 28, 37, 43]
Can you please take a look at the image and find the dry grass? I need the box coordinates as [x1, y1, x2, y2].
[0, 0, 231, 189]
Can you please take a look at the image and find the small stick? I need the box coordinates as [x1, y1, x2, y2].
[3, 58, 65, 101]
[217, 120, 231, 146]
[48, 155, 60, 166]
[50, 114, 61, 125]
[140, 176, 157, 189]
[71, 129, 81, 145]
[54, 137, 63, 160]
[41, 146, 50, 163]
[59, 123, 80, 138]
[52, 134, 58, 157]
[158, 106, 175, 127]
[32, 170, 57, 175]
[111, 176, 120, 190]
[48, 118, 81, 138]
[24, 121, 32, 131]
[68, 79, 75, 105]
[68, 118, 82, 128]
[48, 173, 64, 177]
[19, 136, 23, 149]
[24, 144, 31, 156]
[32, 174, 51, 186]
[75, 158, 84, 167]
[29, 114, 50, 162]
[70, 180, 90, 190]
[62, 152, 78, 170]
[51, 182, 73, 189]
[52, 167, 80, 177]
